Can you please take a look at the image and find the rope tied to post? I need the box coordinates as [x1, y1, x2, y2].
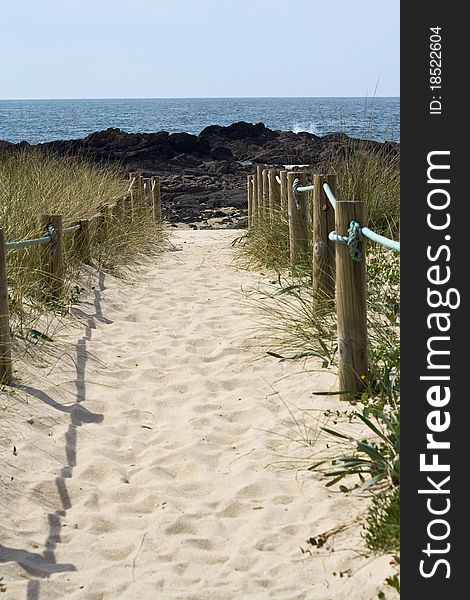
[292, 178, 302, 209]
[45, 223, 58, 261]
[329, 220, 363, 262]
[346, 221, 362, 261]
[46, 223, 57, 244]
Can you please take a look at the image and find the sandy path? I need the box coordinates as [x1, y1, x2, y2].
[0, 230, 395, 599]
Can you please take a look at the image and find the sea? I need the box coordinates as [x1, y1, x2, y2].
[0, 97, 399, 145]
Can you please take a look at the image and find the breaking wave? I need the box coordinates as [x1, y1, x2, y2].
[292, 122, 319, 135]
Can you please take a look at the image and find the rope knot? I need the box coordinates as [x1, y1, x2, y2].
[328, 220, 363, 261]
[46, 223, 57, 244]
[46, 223, 58, 261]
[347, 220, 362, 262]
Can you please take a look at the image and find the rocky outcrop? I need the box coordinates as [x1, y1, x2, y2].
[1, 123, 399, 229]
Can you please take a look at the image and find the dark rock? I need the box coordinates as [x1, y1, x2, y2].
[167, 132, 198, 153]
[1, 121, 398, 230]
[194, 138, 211, 157]
[211, 146, 233, 161]
[170, 154, 202, 168]
[200, 121, 275, 142]
[149, 131, 170, 143]
[215, 162, 231, 174]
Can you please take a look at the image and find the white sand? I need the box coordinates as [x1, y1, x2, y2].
[0, 230, 397, 599]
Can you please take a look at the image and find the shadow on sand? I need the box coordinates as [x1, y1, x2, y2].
[0, 273, 109, 599]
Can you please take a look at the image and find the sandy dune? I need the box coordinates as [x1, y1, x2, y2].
[0, 230, 396, 599]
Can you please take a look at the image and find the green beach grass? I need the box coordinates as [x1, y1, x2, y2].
[1, 148, 167, 356]
[236, 145, 400, 583]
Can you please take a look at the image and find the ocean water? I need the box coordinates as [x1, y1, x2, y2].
[0, 97, 399, 145]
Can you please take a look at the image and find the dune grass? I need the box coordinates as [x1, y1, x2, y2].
[325, 142, 400, 238]
[236, 209, 292, 273]
[365, 486, 400, 555]
[236, 147, 400, 576]
[236, 207, 311, 276]
[238, 142, 400, 276]
[1, 148, 167, 344]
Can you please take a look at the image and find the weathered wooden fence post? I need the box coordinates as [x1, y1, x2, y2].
[251, 175, 258, 226]
[151, 176, 162, 221]
[99, 205, 112, 239]
[262, 169, 269, 220]
[335, 200, 368, 397]
[312, 174, 337, 300]
[41, 214, 65, 300]
[138, 175, 145, 204]
[252, 171, 258, 225]
[0, 228, 13, 385]
[116, 196, 127, 223]
[279, 170, 288, 215]
[268, 170, 281, 218]
[73, 218, 92, 264]
[287, 171, 310, 267]
[143, 177, 151, 208]
[247, 175, 253, 227]
[256, 165, 264, 221]
[129, 172, 138, 218]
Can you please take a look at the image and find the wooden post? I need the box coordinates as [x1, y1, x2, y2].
[142, 178, 148, 206]
[287, 171, 310, 267]
[41, 214, 64, 301]
[0, 228, 13, 385]
[251, 172, 258, 225]
[129, 177, 136, 221]
[256, 165, 264, 221]
[262, 169, 269, 220]
[138, 175, 145, 204]
[129, 172, 140, 216]
[151, 176, 162, 221]
[312, 174, 337, 300]
[124, 194, 133, 214]
[335, 200, 367, 397]
[99, 205, 112, 238]
[73, 218, 92, 264]
[129, 171, 138, 195]
[121, 195, 129, 221]
[279, 170, 288, 215]
[268, 170, 281, 218]
[143, 177, 152, 209]
[149, 177, 155, 220]
[247, 175, 253, 227]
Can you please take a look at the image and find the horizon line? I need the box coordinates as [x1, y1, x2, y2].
[0, 95, 400, 102]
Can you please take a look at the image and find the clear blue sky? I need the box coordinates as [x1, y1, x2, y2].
[0, 0, 399, 99]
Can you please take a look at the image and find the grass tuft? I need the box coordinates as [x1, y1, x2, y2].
[1, 148, 167, 345]
[324, 142, 400, 238]
[237, 144, 400, 562]
[365, 487, 400, 555]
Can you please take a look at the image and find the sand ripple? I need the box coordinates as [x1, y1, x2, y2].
[0, 230, 396, 599]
